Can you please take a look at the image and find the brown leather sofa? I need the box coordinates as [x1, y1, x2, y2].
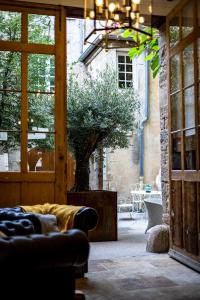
[0, 207, 98, 299]
[0, 229, 89, 299]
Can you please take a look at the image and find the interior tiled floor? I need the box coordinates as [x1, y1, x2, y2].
[76, 213, 200, 300]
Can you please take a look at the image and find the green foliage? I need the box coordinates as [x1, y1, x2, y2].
[122, 28, 160, 78]
[67, 65, 139, 159]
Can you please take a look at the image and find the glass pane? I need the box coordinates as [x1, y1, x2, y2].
[126, 73, 132, 81]
[126, 65, 132, 72]
[28, 54, 55, 92]
[28, 14, 55, 45]
[184, 86, 195, 129]
[0, 11, 21, 41]
[182, 1, 193, 39]
[119, 73, 125, 80]
[119, 81, 125, 88]
[183, 44, 194, 87]
[172, 132, 181, 170]
[185, 129, 196, 170]
[170, 54, 180, 93]
[27, 133, 55, 171]
[171, 92, 181, 131]
[126, 56, 131, 64]
[169, 15, 180, 48]
[0, 131, 21, 171]
[0, 51, 21, 91]
[28, 93, 54, 132]
[126, 81, 133, 88]
[118, 56, 125, 63]
[0, 92, 21, 130]
[118, 64, 125, 72]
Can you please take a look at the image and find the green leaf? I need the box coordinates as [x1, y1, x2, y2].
[128, 47, 139, 59]
[152, 64, 161, 78]
[152, 45, 159, 51]
[122, 29, 133, 38]
[152, 56, 159, 71]
[145, 51, 154, 61]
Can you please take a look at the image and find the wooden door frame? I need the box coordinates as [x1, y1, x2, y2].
[167, 0, 200, 271]
[0, 1, 67, 205]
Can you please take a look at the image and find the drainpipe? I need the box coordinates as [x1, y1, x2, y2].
[139, 53, 149, 188]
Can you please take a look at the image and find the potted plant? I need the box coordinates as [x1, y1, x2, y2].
[67, 65, 139, 241]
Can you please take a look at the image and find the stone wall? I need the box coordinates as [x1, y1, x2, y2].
[159, 24, 170, 222]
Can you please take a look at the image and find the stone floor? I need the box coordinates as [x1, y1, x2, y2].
[76, 213, 200, 300]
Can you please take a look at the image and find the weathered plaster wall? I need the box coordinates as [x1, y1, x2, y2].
[143, 70, 161, 188]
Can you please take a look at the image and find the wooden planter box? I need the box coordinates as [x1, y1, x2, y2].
[67, 190, 118, 242]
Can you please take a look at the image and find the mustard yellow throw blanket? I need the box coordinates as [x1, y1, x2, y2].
[21, 203, 84, 232]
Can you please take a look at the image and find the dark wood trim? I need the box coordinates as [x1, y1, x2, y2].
[171, 171, 200, 181]
[0, 41, 55, 54]
[169, 248, 200, 272]
[55, 7, 67, 204]
[0, 1, 59, 12]
[0, 172, 55, 182]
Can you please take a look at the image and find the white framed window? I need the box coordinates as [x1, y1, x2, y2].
[117, 53, 133, 88]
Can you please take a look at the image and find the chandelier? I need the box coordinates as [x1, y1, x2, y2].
[84, 0, 153, 51]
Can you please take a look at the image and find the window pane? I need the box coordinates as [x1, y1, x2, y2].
[118, 56, 125, 63]
[0, 92, 21, 130]
[118, 64, 125, 72]
[126, 81, 133, 88]
[119, 73, 125, 80]
[0, 131, 21, 171]
[126, 56, 131, 64]
[27, 133, 55, 171]
[0, 51, 21, 91]
[184, 86, 195, 129]
[119, 81, 125, 88]
[185, 129, 196, 170]
[171, 92, 181, 131]
[126, 65, 132, 72]
[170, 54, 180, 93]
[28, 14, 55, 45]
[169, 15, 180, 48]
[28, 54, 55, 92]
[182, 1, 193, 39]
[183, 44, 194, 87]
[126, 73, 132, 81]
[0, 11, 21, 41]
[172, 132, 181, 170]
[28, 93, 54, 132]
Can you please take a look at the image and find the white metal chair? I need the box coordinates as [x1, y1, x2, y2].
[117, 198, 133, 219]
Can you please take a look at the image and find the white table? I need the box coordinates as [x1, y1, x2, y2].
[130, 190, 162, 211]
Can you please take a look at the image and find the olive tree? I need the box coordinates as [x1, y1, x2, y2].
[67, 66, 139, 191]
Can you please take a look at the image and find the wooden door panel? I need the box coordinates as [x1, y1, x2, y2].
[171, 180, 183, 248]
[0, 183, 20, 207]
[184, 182, 198, 255]
[21, 182, 54, 205]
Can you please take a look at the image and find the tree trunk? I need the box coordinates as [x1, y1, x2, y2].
[73, 159, 90, 191]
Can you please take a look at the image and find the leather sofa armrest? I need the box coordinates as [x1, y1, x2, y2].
[0, 229, 89, 269]
[74, 207, 99, 233]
